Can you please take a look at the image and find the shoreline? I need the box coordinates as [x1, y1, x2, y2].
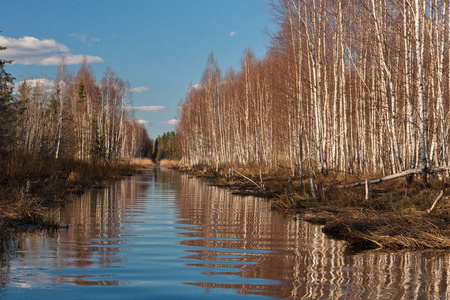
[0, 158, 154, 233]
[168, 161, 450, 251]
[5, 157, 450, 251]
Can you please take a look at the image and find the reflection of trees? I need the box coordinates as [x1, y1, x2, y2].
[175, 174, 450, 299]
[53, 174, 150, 281]
[0, 174, 150, 288]
[0, 237, 14, 293]
[0, 169, 449, 297]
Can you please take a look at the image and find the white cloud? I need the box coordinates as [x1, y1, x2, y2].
[135, 120, 149, 125]
[90, 37, 101, 42]
[0, 35, 103, 66]
[41, 54, 103, 65]
[229, 31, 237, 37]
[130, 86, 149, 93]
[186, 84, 200, 93]
[126, 105, 167, 112]
[14, 78, 55, 92]
[163, 119, 179, 126]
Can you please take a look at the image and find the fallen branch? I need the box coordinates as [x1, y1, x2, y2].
[426, 190, 445, 214]
[234, 170, 262, 189]
[310, 178, 317, 199]
[363, 236, 383, 250]
[328, 167, 449, 190]
[365, 179, 369, 201]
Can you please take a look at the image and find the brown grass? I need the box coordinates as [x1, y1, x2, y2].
[320, 209, 450, 250]
[0, 187, 60, 230]
[126, 158, 155, 169]
[0, 156, 154, 231]
[117, 158, 155, 175]
[159, 159, 183, 169]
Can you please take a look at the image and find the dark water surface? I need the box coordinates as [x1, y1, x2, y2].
[1, 168, 449, 299]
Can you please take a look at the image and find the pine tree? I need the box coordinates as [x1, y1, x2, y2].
[0, 30, 15, 156]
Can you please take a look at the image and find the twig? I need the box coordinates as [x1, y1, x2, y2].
[426, 190, 445, 214]
[234, 170, 262, 189]
[363, 236, 383, 249]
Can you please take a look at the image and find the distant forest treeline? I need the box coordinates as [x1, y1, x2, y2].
[149, 131, 178, 162]
[177, 0, 450, 178]
[0, 55, 152, 162]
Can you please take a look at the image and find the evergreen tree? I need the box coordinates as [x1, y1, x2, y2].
[0, 31, 15, 156]
[152, 131, 177, 161]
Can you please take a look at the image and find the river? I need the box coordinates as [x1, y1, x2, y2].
[0, 167, 449, 299]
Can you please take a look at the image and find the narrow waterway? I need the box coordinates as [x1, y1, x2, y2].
[0, 168, 449, 299]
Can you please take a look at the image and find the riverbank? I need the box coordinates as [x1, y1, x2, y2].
[0, 157, 154, 231]
[167, 161, 450, 250]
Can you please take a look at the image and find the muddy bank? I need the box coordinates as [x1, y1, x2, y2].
[169, 162, 450, 250]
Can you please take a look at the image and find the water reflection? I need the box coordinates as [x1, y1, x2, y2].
[0, 168, 449, 299]
[174, 174, 450, 299]
[0, 171, 152, 290]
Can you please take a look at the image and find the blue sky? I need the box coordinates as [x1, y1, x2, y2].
[1, 0, 274, 138]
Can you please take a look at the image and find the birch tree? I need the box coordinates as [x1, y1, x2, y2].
[177, 0, 450, 184]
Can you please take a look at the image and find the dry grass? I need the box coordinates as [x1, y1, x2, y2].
[271, 194, 307, 210]
[119, 158, 155, 175]
[0, 156, 155, 231]
[159, 159, 184, 169]
[320, 209, 450, 250]
[126, 158, 155, 169]
[0, 187, 60, 229]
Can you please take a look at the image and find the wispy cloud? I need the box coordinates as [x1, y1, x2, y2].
[69, 33, 86, 42]
[162, 119, 179, 126]
[130, 86, 149, 93]
[70, 34, 101, 43]
[229, 31, 237, 37]
[0, 36, 103, 65]
[126, 105, 167, 112]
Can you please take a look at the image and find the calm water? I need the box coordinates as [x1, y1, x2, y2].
[1, 167, 449, 299]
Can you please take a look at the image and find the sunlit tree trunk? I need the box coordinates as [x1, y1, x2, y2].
[55, 58, 66, 159]
[415, 0, 428, 183]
